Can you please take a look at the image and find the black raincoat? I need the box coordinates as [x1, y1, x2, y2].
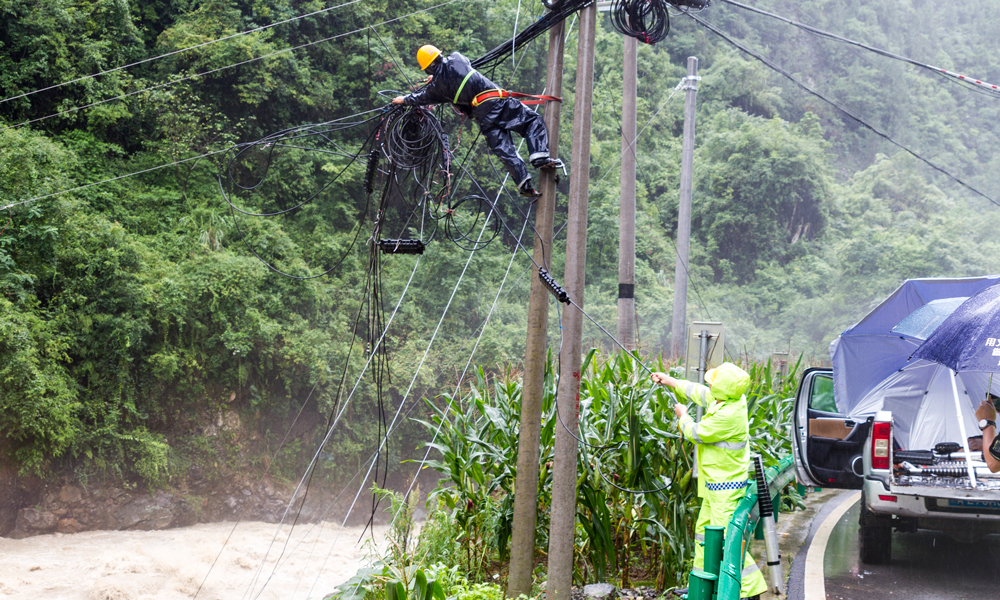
[402, 52, 550, 189]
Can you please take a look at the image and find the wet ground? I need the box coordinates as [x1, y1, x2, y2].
[823, 497, 1000, 600]
[776, 489, 1000, 600]
[749, 488, 843, 600]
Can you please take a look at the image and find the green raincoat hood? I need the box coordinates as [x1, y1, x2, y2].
[707, 362, 750, 402]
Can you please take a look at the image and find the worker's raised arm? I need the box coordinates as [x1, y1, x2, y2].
[651, 372, 711, 408]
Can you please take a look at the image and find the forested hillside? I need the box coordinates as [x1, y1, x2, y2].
[2, 0, 1000, 487]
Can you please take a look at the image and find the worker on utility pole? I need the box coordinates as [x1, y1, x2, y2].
[392, 45, 564, 199]
[651, 363, 769, 600]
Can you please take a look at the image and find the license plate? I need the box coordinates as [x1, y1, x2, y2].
[939, 498, 1000, 509]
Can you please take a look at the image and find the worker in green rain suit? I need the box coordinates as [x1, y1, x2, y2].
[651, 362, 768, 600]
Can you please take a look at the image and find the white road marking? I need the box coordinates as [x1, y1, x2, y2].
[804, 490, 861, 600]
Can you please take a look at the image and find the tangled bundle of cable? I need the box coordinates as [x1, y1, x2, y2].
[610, 0, 670, 45]
[379, 105, 449, 173]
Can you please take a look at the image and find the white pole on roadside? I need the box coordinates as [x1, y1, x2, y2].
[949, 368, 978, 487]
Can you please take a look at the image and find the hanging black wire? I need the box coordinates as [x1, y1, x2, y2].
[472, 0, 595, 73]
[440, 194, 503, 251]
[609, 0, 671, 45]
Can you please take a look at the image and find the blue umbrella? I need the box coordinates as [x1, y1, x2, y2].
[911, 283, 1000, 373]
[830, 275, 1000, 416]
[910, 283, 1000, 486]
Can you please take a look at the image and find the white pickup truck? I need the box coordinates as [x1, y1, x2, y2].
[792, 368, 1000, 564]
[791, 276, 1000, 565]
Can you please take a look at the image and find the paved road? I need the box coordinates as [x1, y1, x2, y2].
[802, 492, 1000, 600]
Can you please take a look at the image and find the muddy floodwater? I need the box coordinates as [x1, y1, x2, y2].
[0, 520, 385, 600]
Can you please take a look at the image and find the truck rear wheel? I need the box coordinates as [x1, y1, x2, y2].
[859, 493, 892, 564]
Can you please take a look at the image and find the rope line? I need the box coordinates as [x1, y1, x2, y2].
[720, 0, 1000, 96]
[0, 0, 364, 107]
[687, 12, 1000, 208]
[0, 0, 462, 133]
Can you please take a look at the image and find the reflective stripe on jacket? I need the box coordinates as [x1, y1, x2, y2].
[673, 362, 752, 497]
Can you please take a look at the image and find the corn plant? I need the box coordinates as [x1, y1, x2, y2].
[576, 350, 697, 589]
[413, 351, 802, 589]
[744, 355, 802, 466]
[414, 360, 557, 579]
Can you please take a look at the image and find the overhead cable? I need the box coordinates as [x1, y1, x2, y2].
[472, 0, 594, 73]
[298, 211, 502, 600]
[1, 107, 384, 211]
[0, 0, 363, 107]
[381, 210, 533, 561]
[687, 12, 1000, 208]
[0, 0, 462, 133]
[719, 0, 1000, 96]
[241, 256, 422, 600]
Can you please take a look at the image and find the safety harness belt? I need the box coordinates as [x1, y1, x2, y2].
[471, 88, 562, 107]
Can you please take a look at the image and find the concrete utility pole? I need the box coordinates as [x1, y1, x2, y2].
[548, 4, 596, 600]
[669, 57, 699, 359]
[506, 22, 565, 600]
[617, 35, 638, 350]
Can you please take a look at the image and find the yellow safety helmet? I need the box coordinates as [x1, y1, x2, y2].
[705, 367, 722, 387]
[417, 45, 442, 70]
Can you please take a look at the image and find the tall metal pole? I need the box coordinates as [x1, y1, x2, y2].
[548, 4, 596, 600]
[617, 35, 637, 350]
[506, 22, 565, 600]
[669, 57, 699, 358]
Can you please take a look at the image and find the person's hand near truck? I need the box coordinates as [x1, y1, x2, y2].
[977, 399, 1000, 472]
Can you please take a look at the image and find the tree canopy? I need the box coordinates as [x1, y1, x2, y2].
[3, 0, 1000, 483]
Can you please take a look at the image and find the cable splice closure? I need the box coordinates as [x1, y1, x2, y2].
[538, 268, 570, 304]
[364, 148, 379, 195]
[378, 238, 426, 254]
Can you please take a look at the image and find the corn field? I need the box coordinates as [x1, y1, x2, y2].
[415, 351, 801, 589]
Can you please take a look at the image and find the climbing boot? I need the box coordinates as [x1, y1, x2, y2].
[531, 156, 566, 172]
[519, 182, 543, 199]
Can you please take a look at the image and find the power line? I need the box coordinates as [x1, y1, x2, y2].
[0, 107, 383, 211]
[0, 0, 462, 133]
[686, 12, 1000, 208]
[241, 255, 422, 600]
[0, 0, 364, 107]
[718, 0, 1000, 97]
[0, 149, 224, 210]
[301, 194, 525, 600]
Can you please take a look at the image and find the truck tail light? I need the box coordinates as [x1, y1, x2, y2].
[871, 421, 892, 470]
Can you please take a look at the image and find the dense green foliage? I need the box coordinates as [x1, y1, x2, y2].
[2, 0, 1000, 489]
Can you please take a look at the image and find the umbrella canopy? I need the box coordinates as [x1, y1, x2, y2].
[890, 297, 968, 339]
[911, 283, 1000, 372]
[830, 275, 1000, 415]
[849, 359, 991, 450]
